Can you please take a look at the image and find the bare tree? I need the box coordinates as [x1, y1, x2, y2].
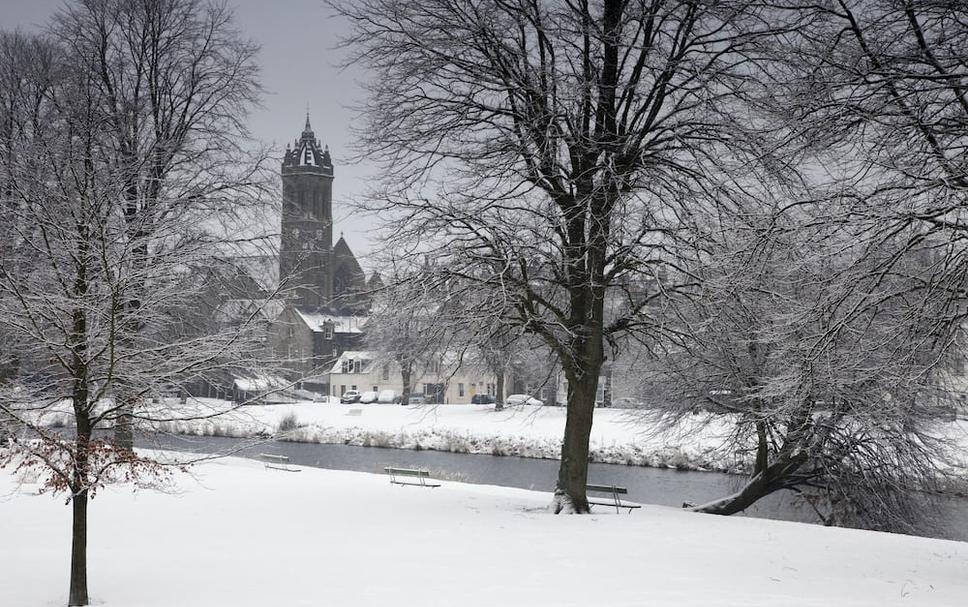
[639, 203, 963, 532]
[365, 271, 452, 405]
[0, 4, 273, 604]
[332, 0, 794, 513]
[50, 0, 266, 448]
[476, 328, 518, 409]
[775, 0, 968, 298]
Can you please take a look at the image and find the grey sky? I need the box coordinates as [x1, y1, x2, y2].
[4, 0, 380, 263]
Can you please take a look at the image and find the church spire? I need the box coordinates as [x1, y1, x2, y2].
[302, 111, 314, 140]
[284, 113, 332, 174]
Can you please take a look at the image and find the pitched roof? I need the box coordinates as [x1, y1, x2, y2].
[328, 350, 377, 374]
[367, 271, 385, 290]
[333, 234, 356, 258]
[292, 308, 366, 334]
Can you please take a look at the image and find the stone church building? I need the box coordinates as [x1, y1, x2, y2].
[272, 116, 380, 394]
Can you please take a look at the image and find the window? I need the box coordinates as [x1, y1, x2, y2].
[353, 359, 363, 374]
[341, 359, 350, 374]
[458, 383, 464, 398]
[323, 322, 333, 340]
[382, 365, 389, 381]
[372, 386, 378, 392]
[340, 385, 346, 395]
[351, 385, 357, 391]
[287, 326, 294, 338]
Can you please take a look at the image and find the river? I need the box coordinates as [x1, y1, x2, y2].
[140, 432, 968, 541]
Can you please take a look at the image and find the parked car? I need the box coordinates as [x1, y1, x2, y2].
[340, 390, 361, 404]
[471, 393, 496, 404]
[407, 393, 426, 405]
[377, 389, 397, 404]
[359, 391, 378, 404]
[505, 394, 543, 407]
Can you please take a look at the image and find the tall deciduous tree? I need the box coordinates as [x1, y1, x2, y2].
[51, 0, 265, 448]
[332, 0, 792, 512]
[0, 2, 272, 603]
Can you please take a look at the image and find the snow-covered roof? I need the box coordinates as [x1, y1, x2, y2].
[328, 350, 376, 374]
[233, 374, 288, 393]
[293, 309, 366, 334]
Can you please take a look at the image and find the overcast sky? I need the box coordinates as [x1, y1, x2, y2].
[5, 0, 380, 264]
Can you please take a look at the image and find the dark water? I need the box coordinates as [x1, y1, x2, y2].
[139, 432, 968, 541]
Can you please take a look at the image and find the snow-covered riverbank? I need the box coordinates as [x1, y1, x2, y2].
[3, 454, 966, 606]
[153, 400, 754, 472]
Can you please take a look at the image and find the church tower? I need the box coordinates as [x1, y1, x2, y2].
[280, 114, 333, 309]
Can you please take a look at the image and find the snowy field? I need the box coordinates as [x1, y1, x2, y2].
[151, 400, 756, 472]
[2, 455, 967, 607]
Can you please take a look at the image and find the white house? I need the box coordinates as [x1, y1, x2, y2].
[327, 350, 500, 404]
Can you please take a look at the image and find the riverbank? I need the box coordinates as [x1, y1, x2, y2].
[152, 400, 755, 472]
[3, 454, 966, 606]
[36, 398, 968, 477]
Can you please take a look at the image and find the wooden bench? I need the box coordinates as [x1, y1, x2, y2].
[259, 453, 300, 472]
[587, 484, 640, 513]
[385, 466, 440, 488]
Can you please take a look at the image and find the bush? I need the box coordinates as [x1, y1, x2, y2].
[277, 412, 299, 433]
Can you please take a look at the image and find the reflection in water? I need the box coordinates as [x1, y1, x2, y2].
[139, 433, 968, 541]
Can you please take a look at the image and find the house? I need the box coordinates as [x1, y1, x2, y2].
[272, 308, 366, 395]
[327, 350, 501, 404]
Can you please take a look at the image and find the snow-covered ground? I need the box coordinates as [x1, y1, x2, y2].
[2, 455, 966, 606]
[153, 400, 754, 472]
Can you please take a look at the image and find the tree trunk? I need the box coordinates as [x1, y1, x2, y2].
[689, 472, 773, 516]
[553, 365, 601, 513]
[495, 369, 505, 410]
[400, 362, 412, 405]
[114, 412, 134, 450]
[690, 453, 807, 516]
[68, 489, 89, 606]
[69, 220, 92, 606]
[69, 393, 91, 606]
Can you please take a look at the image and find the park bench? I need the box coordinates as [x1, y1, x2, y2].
[384, 466, 440, 488]
[587, 484, 641, 514]
[259, 453, 299, 472]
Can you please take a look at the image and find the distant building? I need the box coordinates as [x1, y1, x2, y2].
[278, 114, 369, 312]
[272, 115, 377, 393]
[273, 308, 366, 394]
[328, 350, 500, 404]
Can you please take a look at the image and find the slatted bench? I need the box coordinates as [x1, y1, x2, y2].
[259, 453, 300, 472]
[587, 484, 641, 513]
[385, 466, 440, 488]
